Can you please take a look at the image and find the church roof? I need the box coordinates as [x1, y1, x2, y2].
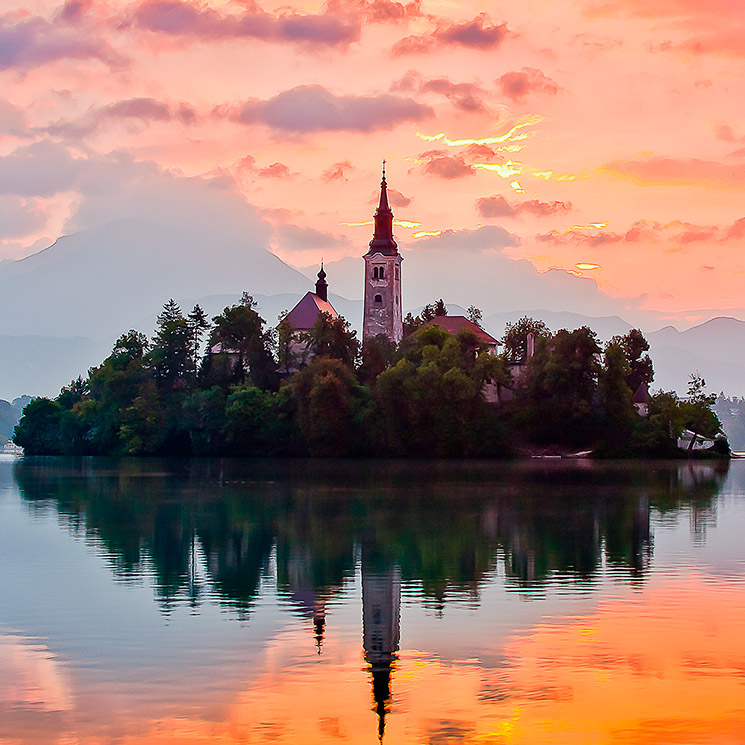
[422, 316, 499, 346]
[285, 291, 338, 331]
[633, 381, 651, 404]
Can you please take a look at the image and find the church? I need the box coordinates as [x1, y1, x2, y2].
[283, 163, 497, 357]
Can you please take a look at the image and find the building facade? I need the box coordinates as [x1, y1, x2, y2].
[363, 165, 403, 345]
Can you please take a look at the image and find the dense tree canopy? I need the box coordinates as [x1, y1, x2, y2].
[13, 300, 726, 459]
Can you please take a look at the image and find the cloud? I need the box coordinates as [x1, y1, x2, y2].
[536, 217, 745, 249]
[0, 101, 27, 136]
[0, 141, 87, 197]
[420, 78, 488, 113]
[391, 71, 488, 112]
[366, 187, 411, 206]
[0, 196, 49, 238]
[477, 195, 572, 218]
[0, 139, 275, 248]
[321, 160, 354, 182]
[496, 67, 559, 102]
[127, 0, 360, 48]
[275, 223, 351, 252]
[325, 0, 422, 23]
[257, 162, 292, 178]
[419, 150, 473, 179]
[229, 85, 433, 133]
[413, 225, 519, 252]
[392, 13, 508, 55]
[46, 97, 195, 138]
[601, 156, 745, 187]
[0, 10, 122, 71]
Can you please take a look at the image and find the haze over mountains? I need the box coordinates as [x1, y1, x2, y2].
[2, 219, 744, 400]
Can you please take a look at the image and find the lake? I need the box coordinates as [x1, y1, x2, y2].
[1, 456, 744, 744]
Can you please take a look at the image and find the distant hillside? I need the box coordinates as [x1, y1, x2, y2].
[0, 396, 31, 443]
[0, 218, 310, 339]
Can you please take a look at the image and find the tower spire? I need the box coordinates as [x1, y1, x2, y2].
[315, 261, 328, 302]
[368, 161, 397, 255]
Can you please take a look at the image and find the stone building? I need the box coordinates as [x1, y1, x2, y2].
[363, 164, 403, 345]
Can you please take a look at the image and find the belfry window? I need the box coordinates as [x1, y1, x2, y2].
[373, 266, 385, 280]
[374, 294, 382, 303]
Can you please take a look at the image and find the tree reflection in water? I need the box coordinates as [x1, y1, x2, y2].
[12, 457, 731, 739]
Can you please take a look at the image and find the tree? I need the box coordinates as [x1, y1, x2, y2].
[597, 342, 636, 453]
[610, 328, 654, 393]
[502, 317, 550, 362]
[149, 301, 191, 388]
[187, 304, 210, 374]
[275, 310, 299, 375]
[359, 334, 396, 385]
[290, 358, 370, 456]
[205, 302, 277, 390]
[13, 398, 62, 454]
[419, 299, 447, 322]
[308, 312, 360, 368]
[682, 373, 721, 451]
[467, 305, 483, 325]
[517, 326, 600, 447]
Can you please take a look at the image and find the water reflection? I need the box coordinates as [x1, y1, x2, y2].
[4, 458, 743, 744]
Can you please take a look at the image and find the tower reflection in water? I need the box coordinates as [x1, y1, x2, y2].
[362, 561, 401, 741]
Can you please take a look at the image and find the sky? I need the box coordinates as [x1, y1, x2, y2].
[2, 0, 745, 325]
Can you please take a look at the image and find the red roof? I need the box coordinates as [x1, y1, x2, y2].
[422, 316, 499, 346]
[285, 292, 339, 331]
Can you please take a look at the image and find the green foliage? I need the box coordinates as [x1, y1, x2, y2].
[202, 300, 277, 390]
[149, 301, 191, 388]
[502, 316, 550, 362]
[15, 301, 730, 460]
[13, 398, 63, 454]
[610, 328, 654, 393]
[290, 358, 370, 456]
[375, 328, 508, 456]
[307, 312, 359, 368]
[596, 343, 637, 455]
[516, 327, 600, 447]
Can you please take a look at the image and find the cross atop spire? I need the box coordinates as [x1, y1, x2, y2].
[367, 161, 397, 256]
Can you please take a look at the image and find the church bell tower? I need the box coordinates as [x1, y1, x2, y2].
[363, 163, 403, 344]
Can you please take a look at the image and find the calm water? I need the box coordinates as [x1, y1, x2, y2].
[1, 456, 745, 745]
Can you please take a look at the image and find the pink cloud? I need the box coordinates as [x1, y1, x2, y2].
[46, 97, 192, 138]
[229, 85, 433, 133]
[477, 195, 571, 218]
[392, 13, 508, 55]
[127, 0, 361, 47]
[419, 150, 473, 179]
[325, 0, 422, 23]
[602, 156, 745, 187]
[0, 10, 121, 70]
[496, 67, 559, 102]
[321, 160, 353, 182]
[420, 77, 488, 112]
[257, 162, 292, 178]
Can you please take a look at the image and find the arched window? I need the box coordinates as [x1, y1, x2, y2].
[373, 267, 379, 279]
[379, 266, 385, 279]
[374, 294, 382, 303]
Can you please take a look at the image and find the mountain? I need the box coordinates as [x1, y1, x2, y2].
[482, 310, 634, 343]
[0, 218, 310, 339]
[646, 317, 745, 394]
[0, 335, 110, 400]
[0, 396, 31, 443]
